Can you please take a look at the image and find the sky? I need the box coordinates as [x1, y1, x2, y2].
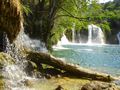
[99, 0, 113, 3]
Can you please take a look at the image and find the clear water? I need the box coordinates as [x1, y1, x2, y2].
[52, 44, 120, 76]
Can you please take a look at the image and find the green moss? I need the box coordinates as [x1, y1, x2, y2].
[0, 53, 15, 90]
[0, 73, 5, 90]
[0, 79, 5, 90]
[0, 53, 15, 67]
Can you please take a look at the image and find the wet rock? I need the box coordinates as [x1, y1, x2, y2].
[55, 85, 64, 90]
[23, 79, 33, 87]
[25, 61, 38, 76]
[0, 53, 15, 90]
[25, 61, 43, 77]
[45, 74, 52, 79]
[81, 81, 119, 90]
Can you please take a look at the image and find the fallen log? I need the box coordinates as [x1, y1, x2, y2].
[27, 51, 116, 82]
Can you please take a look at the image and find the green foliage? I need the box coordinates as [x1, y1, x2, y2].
[99, 22, 111, 32]
[21, 0, 120, 48]
[51, 0, 103, 44]
[50, 0, 120, 45]
[21, 4, 32, 16]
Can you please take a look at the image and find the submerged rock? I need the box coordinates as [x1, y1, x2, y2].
[81, 81, 120, 90]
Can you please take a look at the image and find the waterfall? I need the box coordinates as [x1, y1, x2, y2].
[2, 23, 42, 90]
[117, 32, 120, 44]
[1, 33, 30, 90]
[88, 25, 92, 44]
[55, 33, 70, 48]
[58, 33, 70, 45]
[72, 23, 75, 43]
[17, 31, 48, 52]
[78, 31, 81, 43]
[87, 24, 105, 44]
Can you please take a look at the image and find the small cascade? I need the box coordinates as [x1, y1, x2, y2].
[53, 34, 70, 50]
[1, 32, 30, 90]
[117, 32, 120, 44]
[53, 33, 70, 49]
[17, 31, 47, 52]
[87, 24, 105, 44]
[1, 23, 43, 89]
[58, 33, 70, 45]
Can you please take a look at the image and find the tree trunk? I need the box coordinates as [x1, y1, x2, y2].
[27, 51, 116, 82]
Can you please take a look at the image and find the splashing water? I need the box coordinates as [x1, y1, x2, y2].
[2, 23, 47, 90]
[17, 31, 48, 52]
[1, 33, 30, 90]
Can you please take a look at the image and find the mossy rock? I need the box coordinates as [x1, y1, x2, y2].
[0, 78, 5, 90]
[0, 52, 15, 90]
[0, 52, 15, 68]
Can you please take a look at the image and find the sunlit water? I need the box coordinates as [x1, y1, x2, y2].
[52, 44, 120, 76]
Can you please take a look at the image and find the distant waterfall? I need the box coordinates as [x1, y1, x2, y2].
[87, 24, 105, 44]
[88, 25, 92, 44]
[72, 23, 75, 43]
[57, 33, 70, 45]
[78, 32, 81, 43]
[72, 29, 75, 43]
[117, 32, 120, 44]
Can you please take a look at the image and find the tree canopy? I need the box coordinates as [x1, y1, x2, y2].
[21, 0, 120, 49]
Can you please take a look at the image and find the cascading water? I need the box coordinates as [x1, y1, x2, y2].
[78, 32, 81, 43]
[1, 32, 30, 90]
[18, 31, 47, 52]
[87, 24, 105, 44]
[57, 33, 70, 45]
[72, 23, 76, 43]
[117, 32, 120, 44]
[88, 25, 92, 44]
[1, 23, 47, 89]
[53, 33, 70, 50]
[72, 29, 75, 43]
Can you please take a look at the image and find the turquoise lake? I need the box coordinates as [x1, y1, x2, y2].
[53, 44, 120, 76]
